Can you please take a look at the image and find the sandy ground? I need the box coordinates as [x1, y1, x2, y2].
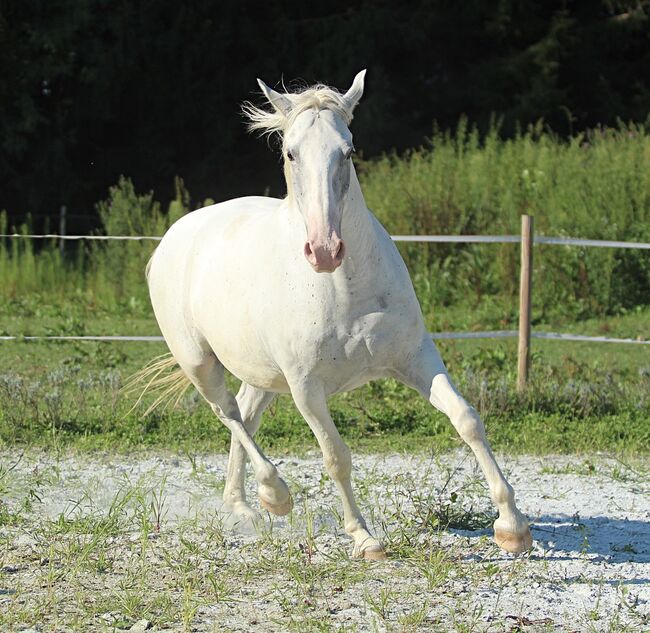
[1, 450, 648, 632]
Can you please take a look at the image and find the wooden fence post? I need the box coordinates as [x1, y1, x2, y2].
[517, 214, 533, 391]
[59, 205, 67, 256]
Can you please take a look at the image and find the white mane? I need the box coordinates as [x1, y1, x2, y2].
[242, 84, 354, 139]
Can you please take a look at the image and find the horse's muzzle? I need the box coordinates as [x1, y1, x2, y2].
[304, 237, 345, 272]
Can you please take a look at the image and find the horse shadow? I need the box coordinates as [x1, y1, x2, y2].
[456, 512, 650, 578]
[529, 513, 649, 563]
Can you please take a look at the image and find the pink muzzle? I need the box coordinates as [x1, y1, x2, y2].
[304, 234, 345, 272]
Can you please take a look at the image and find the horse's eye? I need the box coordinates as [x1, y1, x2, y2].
[287, 151, 295, 162]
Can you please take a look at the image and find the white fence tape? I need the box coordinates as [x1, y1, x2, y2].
[431, 330, 517, 339]
[392, 235, 520, 243]
[531, 332, 648, 344]
[0, 335, 165, 342]
[1, 332, 647, 344]
[534, 236, 650, 249]
[0, 233, 162, 241]
[431, 330, 648, 343]
[393, 235, 650, 249]
[1, 233, 650, 249]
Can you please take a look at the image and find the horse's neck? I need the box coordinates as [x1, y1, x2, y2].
[341, 166, 377, 254]
[337, 167, 398, 293]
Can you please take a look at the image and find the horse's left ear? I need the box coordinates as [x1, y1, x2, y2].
[343, 69, 366, 112]
[257, 79, 292, 117]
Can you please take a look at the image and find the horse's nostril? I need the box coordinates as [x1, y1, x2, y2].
[335, 240, 345, 260]
[304, 242, 313, 257]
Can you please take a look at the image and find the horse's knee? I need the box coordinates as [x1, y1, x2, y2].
[323, 442, 352, 481]
[453, 406, 486, 445]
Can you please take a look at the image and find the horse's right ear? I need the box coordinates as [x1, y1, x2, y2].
[257, 79, 292, 117]
[343, 69, 366, 112]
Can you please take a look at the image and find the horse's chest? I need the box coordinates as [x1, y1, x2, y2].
[288, 304, 419, 386]
[340, 312, 391, 358]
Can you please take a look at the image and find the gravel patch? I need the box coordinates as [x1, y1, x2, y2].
[0, 450, 648, 631]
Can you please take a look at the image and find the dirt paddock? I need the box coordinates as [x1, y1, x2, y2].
[1, 450, 648, 631]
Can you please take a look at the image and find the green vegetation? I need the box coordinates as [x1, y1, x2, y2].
[0, 315, 647, 454]
[361, 121, 650, 323]
[6, 2, 650, 223]
[0, 125, 648, 454]
[3, 124, 649, 326]
[0, 177, 189, 313]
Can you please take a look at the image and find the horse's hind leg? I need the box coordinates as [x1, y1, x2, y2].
[223, 383, 275, 520]
[178, 353, 292, 515]
[290, 379, 386, 560]
[396, 336, 532, 554]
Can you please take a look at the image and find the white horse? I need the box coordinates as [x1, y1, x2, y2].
[145, 71, 532, 558]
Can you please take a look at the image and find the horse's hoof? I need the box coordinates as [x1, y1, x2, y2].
[259, 495, 293, 516]
[223, 501, 262, 527]
[258, 479, 293, 516]
[362, 546, 388, 561]
[352, 540, 387, 561]
[494, 526, 533, 554]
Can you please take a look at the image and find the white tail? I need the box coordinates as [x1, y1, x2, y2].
[122, 353, 192, 417]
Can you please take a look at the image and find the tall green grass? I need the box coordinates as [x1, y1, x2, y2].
[1, 124, 649, 327]
[1, 337, 647, 453]
[360, 121, 650, 322]
[0, 177, 187, 318]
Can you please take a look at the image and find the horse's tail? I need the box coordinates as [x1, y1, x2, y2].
[122, 352, 192, 417]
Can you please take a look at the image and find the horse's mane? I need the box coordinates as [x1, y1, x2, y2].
[242, 83, 353, 139]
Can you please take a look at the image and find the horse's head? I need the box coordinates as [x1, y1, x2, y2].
[247, 71, 366, 273]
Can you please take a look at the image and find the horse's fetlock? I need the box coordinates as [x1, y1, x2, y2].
[493, 481, 514, 507]
[257, 462, 278, 485]
[344, 518, 367, 535]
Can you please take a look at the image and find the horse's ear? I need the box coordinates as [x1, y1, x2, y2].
[257, 79, 292, 117]
[343, 69, 366, 112]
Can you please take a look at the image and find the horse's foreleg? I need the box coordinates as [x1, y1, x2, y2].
[396, 337, 532, 554]
[223, 383, 275, 520]
[290, 380, 386, 560]
[185, 355, 292, 516]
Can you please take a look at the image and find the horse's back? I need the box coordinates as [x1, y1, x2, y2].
[148, 195, 282, 288]
[160, 196, 282, 243]
[147, 195, 292, 388]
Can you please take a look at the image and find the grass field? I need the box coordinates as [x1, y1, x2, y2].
[0, 304, 647, 456]
[0, 124, 648, 460]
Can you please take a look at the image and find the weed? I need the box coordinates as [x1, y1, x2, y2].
[363, 585, 394, 621]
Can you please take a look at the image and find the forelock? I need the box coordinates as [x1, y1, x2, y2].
[242, 83, 353, 140]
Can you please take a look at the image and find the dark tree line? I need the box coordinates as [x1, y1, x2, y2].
[1, 0, 649, 230]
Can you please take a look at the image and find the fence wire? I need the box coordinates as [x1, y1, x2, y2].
[0, 332, 647, 344]
[2, 233, 650, 249]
